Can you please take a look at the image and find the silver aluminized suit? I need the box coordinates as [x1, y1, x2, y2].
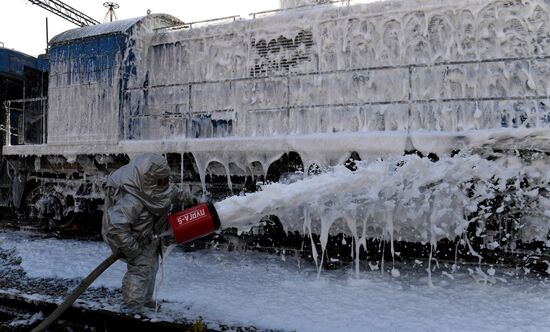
[102, 153, 174, 313]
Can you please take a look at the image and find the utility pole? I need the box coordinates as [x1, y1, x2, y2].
[103, 2, 119, 23]
[45, 17, 49, 53]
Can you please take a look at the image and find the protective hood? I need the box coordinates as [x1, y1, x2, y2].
[106, 153, 172, 216]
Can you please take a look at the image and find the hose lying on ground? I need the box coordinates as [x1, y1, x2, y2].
[31, 253, 122, 332]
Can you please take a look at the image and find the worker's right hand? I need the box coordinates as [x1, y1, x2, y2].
[121, 246, 141, 261]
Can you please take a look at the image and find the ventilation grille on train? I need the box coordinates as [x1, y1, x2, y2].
[250, 30, 314, 77]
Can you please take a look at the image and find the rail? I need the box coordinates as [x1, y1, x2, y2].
[0, 292, 208, 331]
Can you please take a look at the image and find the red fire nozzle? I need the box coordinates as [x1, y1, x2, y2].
[168, 203, 221, 244]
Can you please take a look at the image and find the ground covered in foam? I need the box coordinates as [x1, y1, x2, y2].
[1, 230, 550, 331]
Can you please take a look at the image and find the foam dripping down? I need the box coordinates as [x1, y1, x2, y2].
[213, 151, 550, 277]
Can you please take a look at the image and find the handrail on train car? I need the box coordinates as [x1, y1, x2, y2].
[249, 0, 351, 19]
[2, 97, 48, 147]
[155, 15, 241, 32]
[155, 0, 354, 31]
[3, 102, 11, 147]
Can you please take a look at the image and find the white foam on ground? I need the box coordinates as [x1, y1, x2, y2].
[1, 231, 550, 332]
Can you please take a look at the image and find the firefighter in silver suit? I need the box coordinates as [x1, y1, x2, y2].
[102, 152, 194, 314]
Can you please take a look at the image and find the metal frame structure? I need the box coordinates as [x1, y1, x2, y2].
[27, 0, 99, 27]
[3, 97, 48, 146]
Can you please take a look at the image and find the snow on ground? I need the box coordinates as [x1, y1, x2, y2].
[1, 230, 550, 332]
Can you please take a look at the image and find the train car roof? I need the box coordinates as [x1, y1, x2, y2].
[49, 14, 182, 46]
[0, 47, 40, 78]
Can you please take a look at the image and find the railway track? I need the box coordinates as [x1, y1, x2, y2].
[0, 221, 275, 332]
[0, 292, 214, 332]
[1, 217, 548, 332]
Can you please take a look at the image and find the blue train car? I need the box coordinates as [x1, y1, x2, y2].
[0, 47, 42, 78]
[0, 47, 48, 209]
[45, 15, 181, 146]
[0, 47, 46, 147]
[1, 15, 181, 224]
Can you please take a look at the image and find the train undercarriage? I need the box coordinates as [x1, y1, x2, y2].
[2, 147, 549, 275]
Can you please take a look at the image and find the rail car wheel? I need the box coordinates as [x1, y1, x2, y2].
[25, 185, 76, 229]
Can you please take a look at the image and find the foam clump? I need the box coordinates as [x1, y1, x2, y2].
[215, 151, 550, 252]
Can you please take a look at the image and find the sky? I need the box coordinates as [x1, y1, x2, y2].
[0, 0, 281, 57]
